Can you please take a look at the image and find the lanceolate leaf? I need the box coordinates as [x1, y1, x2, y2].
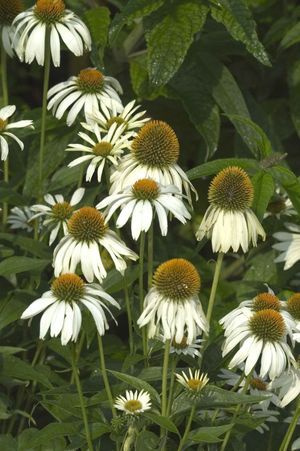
[280, 21, 300, 50]
[251, 171, 275, 220]
[0, 256, 50, 276]
[84, 7, 110, 65]
[288, 60, 300, 138]
[187, 158, 259, 180]
[108, 370, 160, 403]
[188, 424, 233, 443]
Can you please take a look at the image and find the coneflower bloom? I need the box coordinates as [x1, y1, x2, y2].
[12, 0, 91, 67]
[7, 205, 35, 232]
[96, 178, 191, 240]
[31, 188, 85, 244]
[53, 207, 138, 283]
[169, 336, 202, 358]
[0, 0, 23, 57]
[137, 258, 208, 344]
[0, 105, 33, 160]
[196, 166, 266, 253]
[176, 369, 209, 394]
[109, 120, 197, 205]
[114, 390, 151, 415]
[273, 223, 300, 270]
[269, 366, 300, 407]
[21, 273, 120, 345]
[47, 68, 123, 126]
[66, 122, 132, 182]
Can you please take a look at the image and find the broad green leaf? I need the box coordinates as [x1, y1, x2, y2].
[109, 370, 160, 403]
[84, 7, 110, 65]
[48, 165, 82, 191]
[0, 435, 16, 451]
[21, 424, 78, 448]
[135, 431, 160, 450]
[0, 186, 27, 205]
[187, 158, 259, 180]
[251, 171, 275, 220]
[244, 250, 278, 284]
[0, 346, 24, 355]
[280, 21, 300, 49]
[0, 256, 50, 276]
[144, 412, 179, 435]
[269, 165, 300, 216]
[146, 1, 208, 86]
[129, 54, 166, 100]
[0, 233, 51, 259]
[188, 424, 232, 443]
[0, 355, 52, 387]
[210, 0, 270, 66]
[288, 60, 300, 138]
[0, 399, 11, 420]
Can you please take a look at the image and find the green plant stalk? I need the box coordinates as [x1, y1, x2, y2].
[38, 28, 51, 200]
[139, 231, 147, 359]
[70, 332, 85, 384]
[166, 355, 178, 417]
[147, 223, 154, 289]
[161, 339, 171, 443]
[71, 344, 94, 451]
[211, 372, 245, 425]
[279, 396, 300, 451]
[124, 278, 134, 355]
[1, 41, 8, 225]
[97, 334, 116, 417]
[206, 252, 224, 326]
[177, 403, 196, 451]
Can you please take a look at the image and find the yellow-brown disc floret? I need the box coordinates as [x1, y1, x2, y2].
[68, 207, 107, 242]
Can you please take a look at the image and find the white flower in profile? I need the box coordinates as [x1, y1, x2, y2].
[176, 369, 209, 394]
[12, 0, 91, 67]
[87, 100, 150, 133]
[31, 188, 85, 245]
[0, 105, 33, 160]
[273, 223, 300, 270]
[109, 120, 197, 206]
[114, 390, 151, 415]
[21, 273, 120, 345]
[97, 178, 191, 240]
[264, 188, 296, 219]
[169, 336, 203, 358]
[196, 166, 266, 253]
[66, 123, 132, 183]
[7, 205, 35, 232]
[0, 0, 23, 57]
[137, 258, 208, 344]
[269, 366, 300, 407]
[53, 206, 138, 283]
[47, 68, 123, 126]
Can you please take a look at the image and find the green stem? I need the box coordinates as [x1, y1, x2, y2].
[71, 344, 94, 451]
[206, 252, 224, 326]
[97, 334, 116, 417]
[147, 223, 154, 289]
[70, 332, 85, 384]
[166, 355, 178, 417]
[139, 232, 147, 360]
[38, 28, 51, 200]
[124, 277, 134, 355]
[161, 339, 171, 418]
[178, 404, 196, 451]
[1, 41, 8, 225]
[211, 372, 245, 425]
[279, 397, 300, 451]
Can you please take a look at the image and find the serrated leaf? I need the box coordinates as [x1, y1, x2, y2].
[146, 1, 208, 86]
[144, 413, 179, 435]
[109, 370, 160, 403]
[187, 158, 259, 180]
[0, 256, 50, 276]
[210, 0, 270, 66]
[251, 171, 275, 220]
[288, 60, 300, 138]
[84, 7, 110, 65]
[188, 424, 232, 443]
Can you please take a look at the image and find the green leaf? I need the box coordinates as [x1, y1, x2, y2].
[251, 171, 275, 220]
[210, 0, 270, 66]
[269, 165, 300, 216]
[0, 256, 50, 276]
[109, 370, 160, 403]
[0, 234, 51, 259]
[0, 355, 52, 387]
[48, 165, 82, 191]
[288, 60, 300, 138]
[144, 412, 179, 435]
[280, 21, 300, 49]
[19, 424, 78, 449]
[109, 0, 164, 43]
[146, 1, 208, 86]
[188, 424, 232, 443]
[0, 186, 27, 205]
[0, 346, 24, 355]
[129, 54, 167, 100]
[84, 7, 110, 65]
[0, 435, 17, 451]
[135, 431, 160, 450]
[187, 158, 259, 180]
[0, 290, 35, 331]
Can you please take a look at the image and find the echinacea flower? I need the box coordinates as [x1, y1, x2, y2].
[137, 258, 208, 344]
[66, 122, 132, 182]
[31, 188, 85, 244]
[114, 390, 151, 415]
[269, 366, 300, 407]
[176, 369, 209, 393]
[109, 120, 197, 205]
[196, 166, 266, 253]
[12, 0, 91, 67]
[53, 206, 138, 283]
[0, 0, 23, 57]
[47, 68, 123, 126]
[0, 105, 33, 160]
[170, 336, 202, 358]
[273, 223, 300, 270]
[97, 178, 191, 240]
[7, 205, 35, 232]
[265, 188, 295, 219]
[21, 273, 120, 345]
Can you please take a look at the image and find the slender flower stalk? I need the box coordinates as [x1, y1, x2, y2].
[279, 397, 300, 451]
[139, 231, 147, 360]
[161, 339, 171, 418]
[124, 280, 134, 355]
[206, 252, 224, 326]
[71, 344, 94, 451]
[1, 38, 8, 224]
[177, 404, 196, 451]
[166, 354, 178, 416]
[97, 334, 116, 417]
[148, 223, 153, 289]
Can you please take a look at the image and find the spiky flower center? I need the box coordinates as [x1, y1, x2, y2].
[124, 399, 142, 413]
[287, 293, 300, 320]
[0, 0, 23, 24]
[51, 273, 85, 303]
[0, 118, 7, 131]
[68, 207, 107, 242]
[209, 166, 254, 211]
[51, 201, 73, 221]
[77, 69, 104, 94]
[106, 116, 127, 129]
[172, 336, 188, 350]
[187, 378, 206, 391]
[249, 309, 285, 341]
[34, 0, 65, 23]
[93, 141, 113, 157]
[250, 377, 267, 391]
[131, 120, 179, 168]
[154, 258, 201, 301]
[253, 293, 280, 312]
[267, 196, 286, 215]
[132, 178, 159, 201]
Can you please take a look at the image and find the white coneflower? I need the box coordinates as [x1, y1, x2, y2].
[114, 390, 151, 415]
[137, 258, 208, 344]
[21, 273, 120, 345]
[269, 366, 300, 407]
[176, 369, 209, 393]
[47, 68, 123, 126]
[0, 0, 23, 57]
[31, 188, 85, 245]
[53, 206, 138, 283]
[12, 0, 91, 67]
[264, 188, 295, 219]
[97, 178, 191, 240]
[66, 122, 132, 183]
[87, 100, 150, 133]
[0, 105, 33, 160]
[196, 166, 266, 253]
[109, 120, 197, 205]
[273, 223, 300, 270]
[7, 206, 34, 232]
[170, 336, 202, 358]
